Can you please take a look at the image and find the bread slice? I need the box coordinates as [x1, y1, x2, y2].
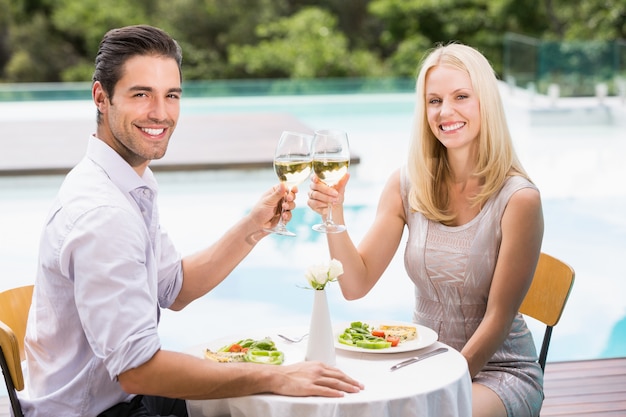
[377, 324, 418, 342]
[204, 349, 247, 363]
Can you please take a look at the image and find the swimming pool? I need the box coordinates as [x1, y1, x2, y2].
[1, 89, 624, 367]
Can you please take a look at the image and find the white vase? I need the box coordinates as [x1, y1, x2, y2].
[305, 289, 336, 366]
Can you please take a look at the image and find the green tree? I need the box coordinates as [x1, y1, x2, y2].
[3, 12, 74, 82]
[0, 0, 624, 83]
[0, 0, 12, 78]
[50, 0, 151, 81]
[368, 0, 511, 75]
[1, 0, 153, 82]
[228, 7, 385, 79]
[541, 0, 626, 40]
[286, 0, 382, 50]
[153, 0, 291, 80]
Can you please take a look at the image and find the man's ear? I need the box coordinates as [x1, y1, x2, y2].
[92, 81, 108, 114]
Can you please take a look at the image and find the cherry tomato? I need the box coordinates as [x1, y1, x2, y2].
[228, 343, 243, 352]
[386, 336, 401, 347]
[371, 330, 386, 338]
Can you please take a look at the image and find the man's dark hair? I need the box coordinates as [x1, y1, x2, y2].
[93, 25, 183, 122]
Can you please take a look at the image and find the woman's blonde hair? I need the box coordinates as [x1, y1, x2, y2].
[407, 43, 530, 223]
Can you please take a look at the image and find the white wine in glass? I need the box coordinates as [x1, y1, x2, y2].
[311, 129, 350, 234]
[265, 131, 313, 236]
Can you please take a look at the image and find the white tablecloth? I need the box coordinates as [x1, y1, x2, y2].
[186, 326, 472, 417]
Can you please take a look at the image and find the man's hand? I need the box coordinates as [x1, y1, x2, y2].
[254, 183, 297, 231]
[269, 361, 364, 397]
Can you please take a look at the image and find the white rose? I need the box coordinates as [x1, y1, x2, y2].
[305, 259, 344, 290]
[328, 259, 344, 280]
[306, 264, 329, 289]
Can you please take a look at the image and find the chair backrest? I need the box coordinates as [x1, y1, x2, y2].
[519, 253, 575, 370]
[0, 284, 34, 393]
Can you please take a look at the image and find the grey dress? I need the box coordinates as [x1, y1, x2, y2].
[401, 171, 544, 417]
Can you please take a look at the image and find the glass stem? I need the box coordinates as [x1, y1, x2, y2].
[325, 202, 335, 225]
[277, 195, 287, 228]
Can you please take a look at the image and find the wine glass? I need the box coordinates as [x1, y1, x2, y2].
[264, 131, 313, 236]
[311, 129, 350, 234]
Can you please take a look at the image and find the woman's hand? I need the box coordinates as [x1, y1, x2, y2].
[307, 173, 350, 215]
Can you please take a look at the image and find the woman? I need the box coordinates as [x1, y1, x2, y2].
[308, 43, 544, 417]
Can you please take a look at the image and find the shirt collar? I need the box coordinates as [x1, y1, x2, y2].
[86, 135, 158, 193]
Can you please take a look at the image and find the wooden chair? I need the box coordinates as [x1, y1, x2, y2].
[0, 285, 34, 417]
[519, 253, 575, 371]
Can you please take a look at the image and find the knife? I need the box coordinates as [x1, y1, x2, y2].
[389, 347, 448, 371]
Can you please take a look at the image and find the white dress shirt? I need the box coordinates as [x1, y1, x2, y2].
[21, 136, 183, 416]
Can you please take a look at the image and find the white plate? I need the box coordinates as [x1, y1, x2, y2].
[334, 321, 438, 353]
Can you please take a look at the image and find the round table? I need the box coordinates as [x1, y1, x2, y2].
[185, 325, 471, 417]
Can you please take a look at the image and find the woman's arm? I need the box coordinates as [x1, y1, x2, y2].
[308, 170, 407, 300]
[461, 187, 544, 377]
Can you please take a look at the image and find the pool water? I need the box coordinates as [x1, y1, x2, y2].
[1, 89, 625, 367]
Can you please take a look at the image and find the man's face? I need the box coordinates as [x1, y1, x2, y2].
[93, 54, 182, 172]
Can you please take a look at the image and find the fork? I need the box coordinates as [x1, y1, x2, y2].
[277, 333, 309, 343]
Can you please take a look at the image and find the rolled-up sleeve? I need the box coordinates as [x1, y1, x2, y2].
[156, 228, 183, 309]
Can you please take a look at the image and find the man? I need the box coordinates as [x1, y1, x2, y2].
[21, 25, 362, 417]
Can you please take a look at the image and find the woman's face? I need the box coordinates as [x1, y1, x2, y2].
[424, 65, 481, 152]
